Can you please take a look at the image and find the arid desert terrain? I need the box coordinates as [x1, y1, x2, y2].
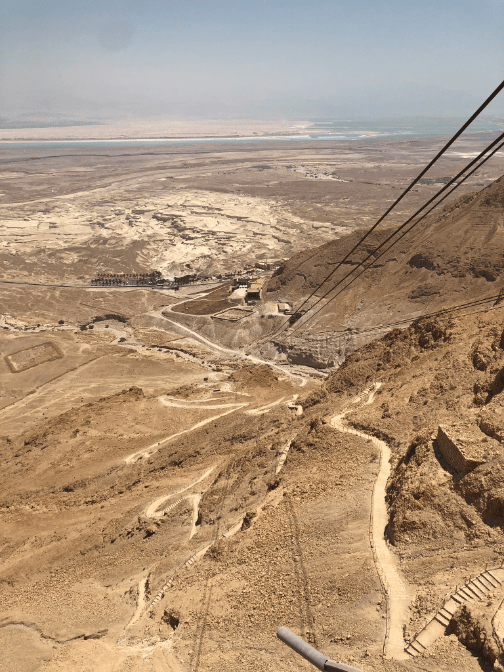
[2, 133, 504, 672]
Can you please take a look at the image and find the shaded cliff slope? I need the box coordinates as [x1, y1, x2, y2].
[265, 176, 504, 366]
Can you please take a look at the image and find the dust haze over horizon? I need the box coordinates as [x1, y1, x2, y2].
[1, 0, 504, 126]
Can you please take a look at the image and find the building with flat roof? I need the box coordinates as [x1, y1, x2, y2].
[245, 277, 267, 302]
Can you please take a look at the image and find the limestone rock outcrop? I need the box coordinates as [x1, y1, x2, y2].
[437, 423, 501, 475]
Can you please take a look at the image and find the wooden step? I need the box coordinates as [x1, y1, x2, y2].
[461, 584, 480, 600]
[481, 572, 499, 589]
[439, 607, 453, 621]
[478, 574, 495, 590]
[487, 570, 503, 586]
[441, 600, 458, 615]
[434, 613, 450, 627]
[472, 577, 490, 594]
[406, 640, 426, 656]
[457, 587, 475, 601]
[467, 581, 485, 599]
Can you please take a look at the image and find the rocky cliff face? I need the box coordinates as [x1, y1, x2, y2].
[448, 602, 503, 671]
[264, 177, 504, 364]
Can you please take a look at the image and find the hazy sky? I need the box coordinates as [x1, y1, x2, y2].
[1, 0, 504, 121]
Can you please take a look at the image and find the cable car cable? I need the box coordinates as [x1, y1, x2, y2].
[271, 78, 504, 335]
[280, 130, 504, 338]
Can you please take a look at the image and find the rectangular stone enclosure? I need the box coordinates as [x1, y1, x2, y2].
[5, 341, 63, 373]
[437, 423, 500, 475]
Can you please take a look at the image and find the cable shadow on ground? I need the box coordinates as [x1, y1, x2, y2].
[285, 494, 317, 647]
[190, 458, 235, 672]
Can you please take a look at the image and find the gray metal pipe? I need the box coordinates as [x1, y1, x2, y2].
[276, 628, 366, 672]
[277, 627, 327, 671]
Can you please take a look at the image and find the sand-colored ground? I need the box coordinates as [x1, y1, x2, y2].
[0, 187, 316, 282]
[1, 135, 499, 285]
[3, 135, 504, 672]
[2, 307, 500, 672]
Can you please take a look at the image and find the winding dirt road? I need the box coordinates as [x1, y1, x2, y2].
[124, 405, 248, 464]
[150, 310, 309, 386]
[143, 467, 215, 519]
[331, 383, 411, 660]
[159, 397, 246, 410]
[246, 396, 287, 415]
[126, 467, 217, 632]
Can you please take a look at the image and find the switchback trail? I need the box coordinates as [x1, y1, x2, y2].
[150, 310, 309, 386]
[331, 383, 411, 660]
[246, 396, 287, 415]
[159, 397, 246, 410]
[143, 467, 215, 519]
[126, 468, 217, 631]
[124, 405, 248, 464]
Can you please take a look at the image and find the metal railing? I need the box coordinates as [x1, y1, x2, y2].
[277, 628, 366, 672]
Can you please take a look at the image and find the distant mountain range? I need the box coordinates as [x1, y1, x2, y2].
[3, 83, 503, 126]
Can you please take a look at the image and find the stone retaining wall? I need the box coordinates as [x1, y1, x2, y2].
[437, 424, 499, 475]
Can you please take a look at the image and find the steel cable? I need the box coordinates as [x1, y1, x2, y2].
[282, 133, 504, 338]
[271, 78, 504, 335]
[300, 293, 503, 341]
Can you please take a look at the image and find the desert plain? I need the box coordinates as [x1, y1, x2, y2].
[2, 130, 504, 672]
